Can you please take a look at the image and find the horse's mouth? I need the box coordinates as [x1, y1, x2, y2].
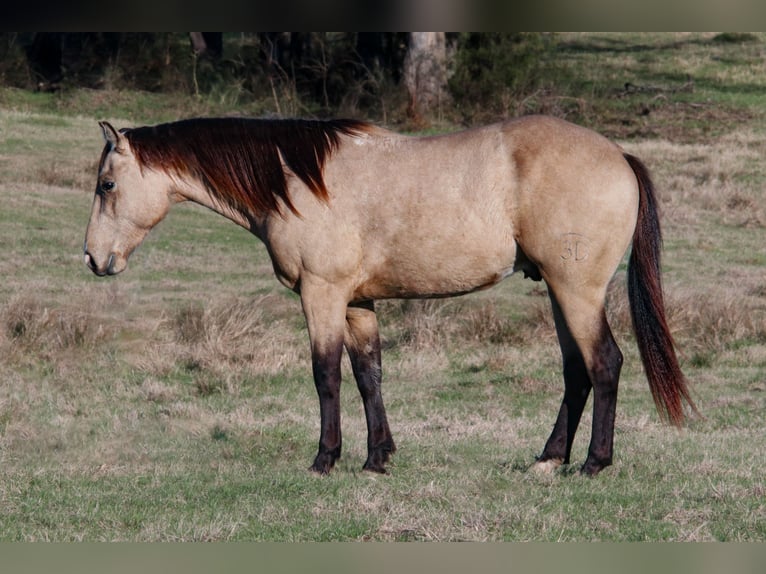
[84, 252, 121, 276]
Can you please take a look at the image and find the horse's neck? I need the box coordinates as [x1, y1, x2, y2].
[175, 178, 264, 237]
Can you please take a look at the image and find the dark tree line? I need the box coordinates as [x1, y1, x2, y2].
[0, 33, 549, 124]
[6, 33, 408, 94]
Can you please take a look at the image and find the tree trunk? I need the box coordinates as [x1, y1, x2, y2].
[189, 33, 222, 58]
[403, 32, 449, 122]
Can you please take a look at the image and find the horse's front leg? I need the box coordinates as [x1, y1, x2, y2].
[301, 280, 349, 474]
[344, 301, 396, 473]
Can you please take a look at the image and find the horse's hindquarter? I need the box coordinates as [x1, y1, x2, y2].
[505, 116, 639, 292]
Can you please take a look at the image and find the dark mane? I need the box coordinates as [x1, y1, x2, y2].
[122, 117, 370, 216]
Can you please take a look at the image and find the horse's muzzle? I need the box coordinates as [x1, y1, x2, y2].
[84, 251, 118, 276]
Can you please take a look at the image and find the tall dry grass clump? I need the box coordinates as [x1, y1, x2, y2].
[379, 295, 557, 353]
[667, 289, 766, 357]
[1, 293, 116, 362]
[380, 300, 459, 351]
[457, 298, 556, 346]
[163, 295, 306, 382]
[607, 279, 766, 363]
[625, 135, 766, 228]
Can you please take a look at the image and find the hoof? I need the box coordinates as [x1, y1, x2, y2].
[362, 460, 388, 474]
[362, 440, 396, 474]
[579, 459, 610, 477]
[530, 458, 563, 474]
[309, 462, 332, 475]
[309, 448, 340, 475]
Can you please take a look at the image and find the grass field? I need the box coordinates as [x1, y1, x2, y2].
[0, 32, 764, 541]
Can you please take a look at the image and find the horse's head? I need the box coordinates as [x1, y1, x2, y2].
[83, 121, 173, 276]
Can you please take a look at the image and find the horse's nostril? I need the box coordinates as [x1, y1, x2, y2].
[84, 251, 106, 275]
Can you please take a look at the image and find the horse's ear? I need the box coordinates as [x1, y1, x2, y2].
[99, 121, 127, 153]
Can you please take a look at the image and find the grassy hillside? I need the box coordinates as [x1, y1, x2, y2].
[0, 33, 764, 541]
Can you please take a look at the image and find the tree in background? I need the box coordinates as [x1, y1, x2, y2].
[403, 32, 450, 124]
[189, 33, 222, 59]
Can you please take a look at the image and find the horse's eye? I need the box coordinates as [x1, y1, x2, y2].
[101, 181, 115, 193]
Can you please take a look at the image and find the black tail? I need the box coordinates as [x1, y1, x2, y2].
[624, 153, 697, 426]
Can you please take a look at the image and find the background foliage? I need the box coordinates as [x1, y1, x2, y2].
[0, 32, 551, 125]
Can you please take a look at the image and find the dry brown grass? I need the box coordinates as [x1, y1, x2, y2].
[34, 157, 100, 192]
[457, 296, 556, 347]
[380, 294, 556, 353]
[625, 134, 766, 228]
[669, 290, 766, 357]
[121, 295, 311, 399]
[1, 292, 117, 361]
[607, 279, 766, 362]
[171, 296, 305, 371]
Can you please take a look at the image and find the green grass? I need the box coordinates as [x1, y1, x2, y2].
[543, 33, 766, 141]
[1, 33, 765, 541]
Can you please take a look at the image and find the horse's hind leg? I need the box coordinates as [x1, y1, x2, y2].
[534, 288, 623, 476]
[533, 291, 593, 472]
[344, 301, 396, 473]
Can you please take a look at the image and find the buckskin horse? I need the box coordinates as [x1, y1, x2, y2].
[83, 115, 696, 476]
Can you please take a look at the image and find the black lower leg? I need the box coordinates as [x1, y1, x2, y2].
[581, 325, 623, 476]
[348, 338, 395, 473]
[345, 302, 396, 473]
[310, 345, 343, 474]
[539, 352, 592, 464]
